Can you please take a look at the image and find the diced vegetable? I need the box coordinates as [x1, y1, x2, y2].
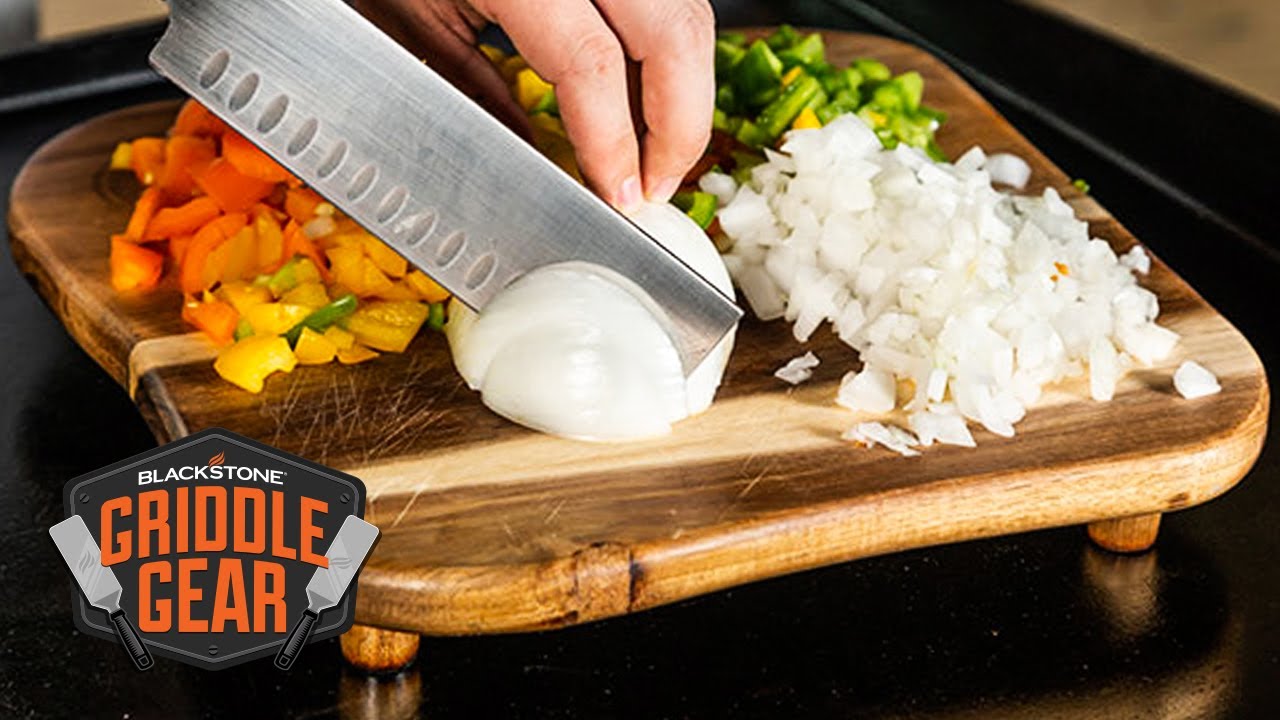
[172, 99, 229, 137]
[283, 293, 358, 346]
[182, 296, 240, 345]
[180, 213, 247, 294]
[124, 187, 163, 241]
[336, 344, 379, 365]
[129, 138, 166, 185]
[157, 135, 217, 198]
[143, 196, 221, 241]
[215, 281, 273, 315]
[671, 191, 718, 230]
[343, 300, 430, 353]
[109, 236, 164, 292]
[293, 327, 338, 365]
[195, 158, 277, 212]
[214, 335, 297, 393]
[222, 132, 293, 184]
[244, 302, 313, 337]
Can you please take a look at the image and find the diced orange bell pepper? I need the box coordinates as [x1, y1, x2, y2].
[207, 225, 258, 285]
[169, 235, 193, 266]
[182, 296, 240, 345]
[124, 187, 163, 241]
[129, 137, 166, 185]
[194, 158, 277, 213]
[213, 335, 297, 393]
[253, 205, 285, 272]
[283, 221, 330, 281]
[181, 213, 248, 294]
[284, 188, 324, 224]
[143, 196, 221, 241]
[362, 235, 408, 278]
[157, 135, 217, 199]
[343, 300, 430, 352]
[109, 235, 164, 292]
[171, 99, 229, 138]
[222, 131, 292, 184]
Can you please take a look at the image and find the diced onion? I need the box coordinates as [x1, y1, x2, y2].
[1174, 360, 1221, 399]
[775, 351, 820, 385]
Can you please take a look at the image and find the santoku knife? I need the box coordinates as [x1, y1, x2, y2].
[274, 515, 380, 670]
[49, 515, 155, 671]
[150, 0, 741, 373]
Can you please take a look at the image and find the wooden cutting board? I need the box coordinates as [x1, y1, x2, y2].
[9, 31, 1268, 636]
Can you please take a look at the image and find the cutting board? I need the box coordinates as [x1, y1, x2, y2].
[8, 31, 1268, 636]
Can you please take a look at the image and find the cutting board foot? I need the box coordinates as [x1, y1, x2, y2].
[340, 624, 420, 673]
[1087, 513, 1162, 553]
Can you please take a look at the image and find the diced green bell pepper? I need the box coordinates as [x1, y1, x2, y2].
[427, 302, 447, 331]
[732, 40, 784, 108]
[530, 88, 559, 116]
[756, 73, 825, 142]
[765, 25, 801, 51]
[715, 39, 746, 79]
[852, 58, 892, 83]
[718, 31, 747, 47]
[672, 191, 718, 230]
[284, 293, 358, 347]
[776, 33, 826, 70]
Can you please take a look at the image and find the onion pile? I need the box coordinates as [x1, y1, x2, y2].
[708, 114, 1190, 453]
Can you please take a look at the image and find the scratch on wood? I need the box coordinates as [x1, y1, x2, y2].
[544, 498, 567, 525]
[388, 484, 428, 531]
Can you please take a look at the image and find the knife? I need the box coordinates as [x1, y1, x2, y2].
[274, 515, 380, 670]
[149, 0, 742, 374]
[49, 515, 155, 671]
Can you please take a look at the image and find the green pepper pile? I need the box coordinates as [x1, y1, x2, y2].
[712, 26, 946, 160]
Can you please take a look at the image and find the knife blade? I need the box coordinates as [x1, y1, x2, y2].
[150, 0, 742, 374]
[49, 515, 155, 671]
[274, 515, 380, 670]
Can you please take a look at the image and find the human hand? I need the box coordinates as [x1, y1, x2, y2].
[354, 0, 715, 212]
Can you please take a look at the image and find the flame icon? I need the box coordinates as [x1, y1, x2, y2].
[208, 451, 226, 467]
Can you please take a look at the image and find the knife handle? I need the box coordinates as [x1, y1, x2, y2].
[109, 609, 154, 671]
[275, 609, 319, 671]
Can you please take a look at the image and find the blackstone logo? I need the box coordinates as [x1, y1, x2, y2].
[49, 428, 377, 671]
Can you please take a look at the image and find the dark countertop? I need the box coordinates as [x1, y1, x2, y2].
[2, 1, 1277, 717]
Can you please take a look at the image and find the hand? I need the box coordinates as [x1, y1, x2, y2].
[354, 0, 716, 212]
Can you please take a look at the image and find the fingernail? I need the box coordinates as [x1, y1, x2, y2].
[616, 175, 643, 213]
[647, 176, 682, 204]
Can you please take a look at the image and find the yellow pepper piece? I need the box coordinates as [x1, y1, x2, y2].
[323, 326, 356, 351]
[529, 113, 567, 139]
[109, 142, 133, 171]
[514, 68, 554, 112]
[344, 300, 430, 353]
[214, 335, 297, 393]
[499, 55, 528, 84]
[215, 281, 273, 316]
[244, 302, 312, 336]
[294, 327, 338, 365]
[362, 235, 409, 278]
[374, 281, 420, 302]
[281, 281, 330, 308]
[337, 344, 380, 365]
[405, 270, 451, 304]
[479, 44, 506, 65]
[294, 257, 322, 285]
[781, 66, 804, 87]
[791, 106, 822, 131]
[255, 211, 284, 271]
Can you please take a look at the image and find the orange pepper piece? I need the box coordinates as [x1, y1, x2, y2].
[129, 137, 166, 186]
[170, 235, 193, 266]
[222, 131, 292, 184]
[143, 196, 222, 241]
[182, 296, 240, 345]
[284, 188, 324, 224]
[110, 235, 164, 292]
[194, 158, 277, 213]
[157, 135, 217, 199]
[171, 99, 229, 138]
[283, 220, 331, 281]
[181, 213, 248, 294]
[124, 187, 163, 241]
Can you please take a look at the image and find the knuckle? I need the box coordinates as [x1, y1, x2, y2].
[561, 31, 626, 81]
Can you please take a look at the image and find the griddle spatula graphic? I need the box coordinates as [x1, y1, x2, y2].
[49, 515, 155, 671]
[275, 515, 380, 670]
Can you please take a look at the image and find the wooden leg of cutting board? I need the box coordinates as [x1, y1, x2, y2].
[1087, 513, 1162, 553]
[341, 625, 420, 673]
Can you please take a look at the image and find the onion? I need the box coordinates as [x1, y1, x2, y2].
[775, 351, 820, 385]
[985, 152, 1032, 189]
[1174, 361, 1221, 399]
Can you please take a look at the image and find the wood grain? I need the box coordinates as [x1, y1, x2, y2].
[7, 31, 1268, 636]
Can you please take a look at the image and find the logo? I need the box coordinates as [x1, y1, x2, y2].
[49, 428, 377, 671]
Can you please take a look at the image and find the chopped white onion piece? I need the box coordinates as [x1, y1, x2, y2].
[1174, 361, 1221, 399]
[775, 352, 821, 385]
[842, 422, 921, 457]
[1120, 245, 1151, 274]
[985, 152, 1032, 189]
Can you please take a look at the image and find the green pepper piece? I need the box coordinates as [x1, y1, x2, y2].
[732, 40, 784, 108]
[871, 82, 906, 112]
[1073, 178, 1091, 194]
[715, 39, 746, 79]
[729, 150, 765, 184]
[914, 105, 947, 123]
[712, 108, 731, 133]
[530, 89, 558, 116]
[233, 318, 254, 342]
[756, 73, 825, 142]
[852, 58, 892, 83]
[776, 32, 825, 70]
[894, 71, 924, 111]
[284, 293, 358, 347]
[427, 302, 447, 331]
[715, 84, 738, 114]
[766, 25, 800, 51]
[672, 191, 718, 230]
[816, 89, 861, 124]
[262, 257, 300, 297]
[734, 119, 773, 148]
[925, 138, 948, 162]
[718, 31, 747, 47]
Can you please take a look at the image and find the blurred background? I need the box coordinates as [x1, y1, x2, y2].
[1, 0, 1276, 109]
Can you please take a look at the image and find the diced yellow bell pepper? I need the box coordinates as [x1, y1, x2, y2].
[479, 44, 506, 65]
[294, 327, 337, 365]
[374, 281, 419, 302]
[323, 326, 356, 350]
[294, 257, 322, 285]
[215, 281, 273, 316]
[337, 344, 380, 365]
[214, 335, 297, 393]
[361, 236, 408, 278]
[343, 300, 430, 353]
[529, 113, 567, 139]
[109, 142, 133, 171]
[791, 106, 822, 131]
[404, 270, 451, 304]
[499, 55, 528, 84]
[326, 245, 365, 293]
[781, 66, 804, 87]
[244, 302, 312, 336]
[281, 281, 330, 308]
[218, 225, 259, 283]
[255, 211, 284, 272]
[514, 68, 554, 111]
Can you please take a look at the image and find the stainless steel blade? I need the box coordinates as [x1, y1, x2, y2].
[150, 0, 741, 373]
[303, 516, 380, 613]
[49, 515, 124, 614]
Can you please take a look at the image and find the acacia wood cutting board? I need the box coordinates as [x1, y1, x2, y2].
[8, 31, 1268, 635]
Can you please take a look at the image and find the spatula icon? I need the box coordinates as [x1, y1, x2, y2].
[49, 515, 154, 671]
